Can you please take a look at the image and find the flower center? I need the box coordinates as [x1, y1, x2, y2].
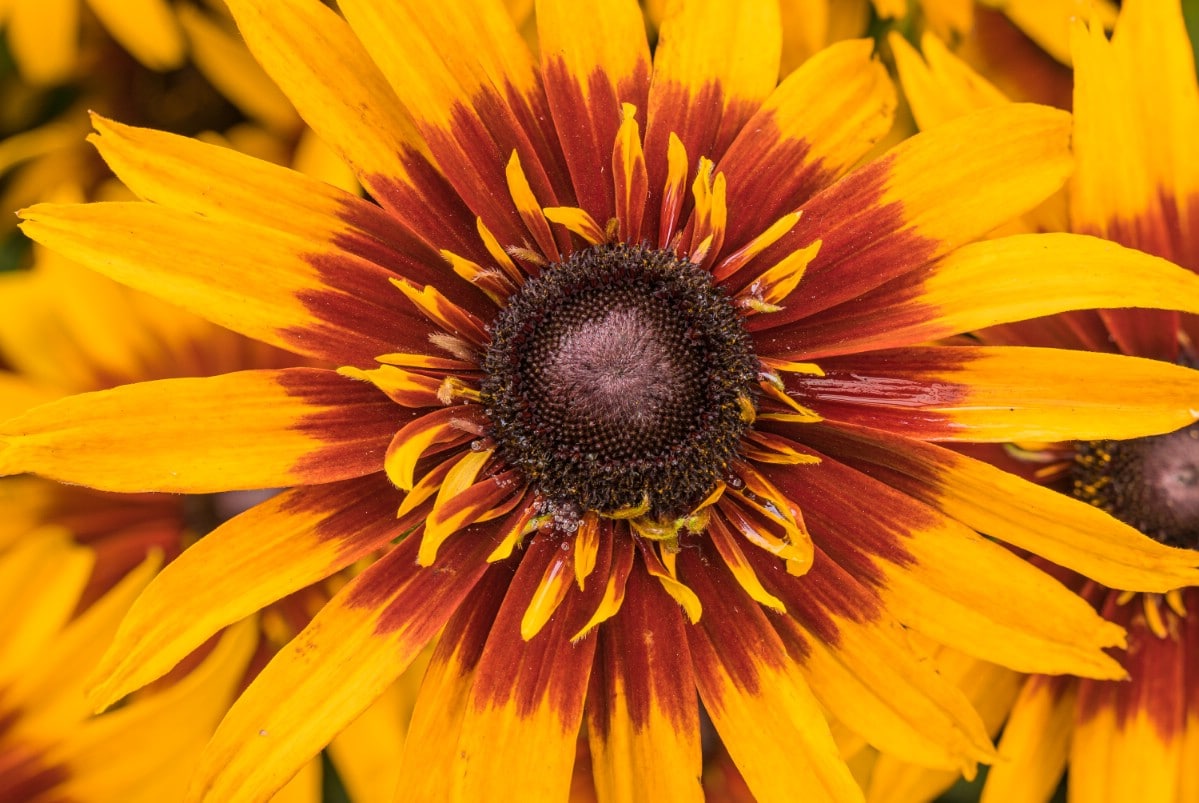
[1071, 423, 1199, 550]
[481, 243, 758, 520]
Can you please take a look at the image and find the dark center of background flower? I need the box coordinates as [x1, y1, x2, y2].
[1072, 423, 1199, 550]
[481, 243, 757, 520]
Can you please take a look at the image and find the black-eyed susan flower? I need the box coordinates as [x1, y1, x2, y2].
[872, 2, 1199, 801]
[10, 1, 1199, 801]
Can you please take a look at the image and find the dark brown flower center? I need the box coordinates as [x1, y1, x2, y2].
[481, 243, 757, 519]
[1072, 423, 1199, 550]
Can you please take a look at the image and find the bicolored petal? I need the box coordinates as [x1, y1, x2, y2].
[88, 475, 404, 711]
[678, 547, 861, 803]
[222, 0, 486, 261]
[786, 233, 1199, 360]
[587, 563, 703, 803]
[536, 0, 650, 223]
[748, 550, 994, 773]
[394, 565, 511, 803]
[748, 103, 1071, 334]
[452, 530, 598, 801]
[644, 0, 781, 237]
[0, 368, 398, 492]
[785, 346, 1199, 443]
[764, 451, 1127, 678]
[89, 116, 491, 319]
[19, 202, 437, 367]
[718, 39, 895, 259]
[337, 0, 571, 248]
[981, 676, 1076, 803]
[1071, 0, 1199, 250]
[187, 527, 499, 802]
[803, 421, 1199, 593]
[1071, 601, 1187, 803]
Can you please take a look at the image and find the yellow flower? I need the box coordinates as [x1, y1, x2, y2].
[8, 1, 1199, 800]
[870, 1, 1199, 800]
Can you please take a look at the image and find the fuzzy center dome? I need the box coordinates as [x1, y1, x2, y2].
[1072, 424, 1199, 550]
[482, 243, 758, 519]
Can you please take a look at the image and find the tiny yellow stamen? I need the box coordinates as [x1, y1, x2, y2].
[543, 206, 606, 244]
[437, 376, 481, 405]
[659, 132, 689, 248]
[506, 150, 560, 262]
[605, 495, 652, 520]
[714, 210, 802, 281]
[392, 278, 488, 345]
[521, 542, 574, 640]
[487, 505, 548, 563]
[613, 103, 648, 241]
[737, 240, 821, 312]
[477, 217, 522, 283]
[642, 542, 702, 623]
[1166, 588, 1188, 618]
[759, 380, 823, 422]
[441, 248, 516, 305]
[573, 513, 600, 590]
[689, 157, 726, 266]
[1143, 595, 1169, 639]
[759, 357, 825, 377]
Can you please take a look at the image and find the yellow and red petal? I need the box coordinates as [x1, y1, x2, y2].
[188, 526, 499, 802]
[222, 0, 489, 262]
[678, 547, 861, 803]
[1071, 0, 1199, 255]
[747, 549, 994, 773]
[394, 565, 511, 802]
[717, 39, 894, 261]
[19, 202, 437, 367]
[805, 421, 1199, 593]
[337, 0, 571, 248]
[587, 563, 703, 803]
[88, 475, 404, 711]
[763, 452, 1127, 678]
[536, 0, 650, 224]
[788, 233, 1199, 360]
[90, 116, 494, 320]
[1071, 600, 1187, 803]
[643, 0, 781, 236]
[0, 368, 397, 492]
[747, 103, 1071, 333]
[785, 346, 1199, 443]
[982, 675, 1076, 803]
[452, 530, 598, 801]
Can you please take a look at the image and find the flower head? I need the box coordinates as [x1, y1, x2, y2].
[872, 1, 1199, 800]
[9, 1, 1199, 800]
